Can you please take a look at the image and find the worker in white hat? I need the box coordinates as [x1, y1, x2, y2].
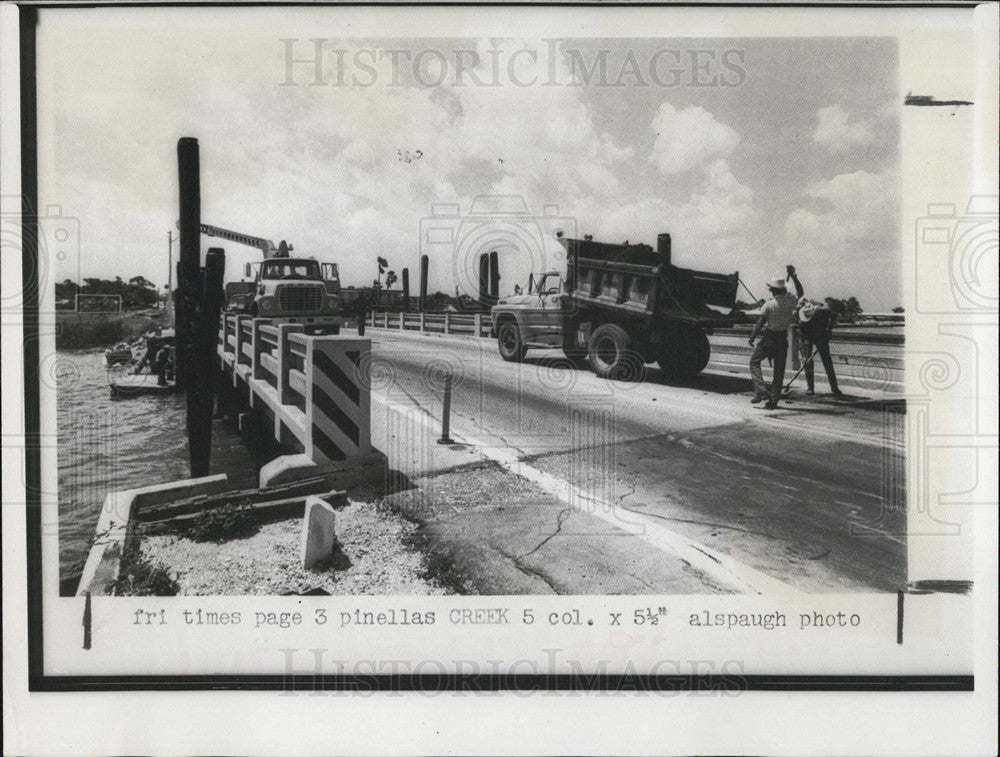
[748, 272, 799, 409]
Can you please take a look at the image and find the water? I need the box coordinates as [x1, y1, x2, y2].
[56, 349, 258, 582]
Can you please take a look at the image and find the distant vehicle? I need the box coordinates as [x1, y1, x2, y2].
[490, 231, 739, 381]
[197, 223, 345, 332]
[75, 294, 122, 313]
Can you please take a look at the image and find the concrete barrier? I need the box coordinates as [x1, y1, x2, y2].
[77, 474, 230, 596]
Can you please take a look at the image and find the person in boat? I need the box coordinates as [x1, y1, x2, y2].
[154, 343, 174, 386]
[134, 337, 153, 374]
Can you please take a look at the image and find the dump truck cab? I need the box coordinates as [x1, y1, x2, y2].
[492, 271, 566, 355]
[491, 231, 739, 381]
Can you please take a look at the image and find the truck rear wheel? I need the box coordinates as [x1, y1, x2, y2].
[658, 329, 711, 381]
[497, 320, 527, 362]
[588, 324, 644, 381]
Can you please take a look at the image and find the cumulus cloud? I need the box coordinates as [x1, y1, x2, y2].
[48, 32, 642, 294]
[813, 104, 884, 152]
[650, 101, 740, 175]
[778, 169, 900, 304]
[784, 170, 896, 251]
[445, 39, 634, 199]
[589, 158, 757, 274]
[43, 22, 895, 305]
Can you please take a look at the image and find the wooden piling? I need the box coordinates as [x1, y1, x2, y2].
[489, 251, 499, 303]
[419, 254, 428, 311]
[177, 137, 227, 478]
[176, 137, 201, 391]
[479, 253, 489, 307]
[187, 247, 225, 476]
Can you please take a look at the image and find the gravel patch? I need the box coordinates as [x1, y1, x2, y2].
[142, 498, 450, 596]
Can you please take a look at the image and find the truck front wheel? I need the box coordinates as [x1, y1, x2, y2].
[588, 324, 644, 381]
[497, 320, 527, 362]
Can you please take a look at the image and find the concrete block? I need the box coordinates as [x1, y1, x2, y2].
[259, 451, 388, 492]
[300, 496, 338, 570]
[259, 453, 320, 488]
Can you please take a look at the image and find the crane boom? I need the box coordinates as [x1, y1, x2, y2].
[180, 221, 343, 328]
[179, 222, 291, 258]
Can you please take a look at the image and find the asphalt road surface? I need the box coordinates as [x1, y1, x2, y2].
[368, 328, 906, 595]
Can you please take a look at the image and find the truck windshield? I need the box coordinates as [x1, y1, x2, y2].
[535, 274, 562, 295]
[262, 260, 321, 280]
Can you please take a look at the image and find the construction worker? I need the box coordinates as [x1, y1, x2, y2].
[784, 267, 843, 397]
[164, 345, 176, 383]
[154, 342, 172, 386]
[748, 275, 799, 409]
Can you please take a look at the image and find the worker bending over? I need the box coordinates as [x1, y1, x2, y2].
[787, 266, 843, 397]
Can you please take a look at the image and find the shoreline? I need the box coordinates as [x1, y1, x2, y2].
[55, 309, 171, 350]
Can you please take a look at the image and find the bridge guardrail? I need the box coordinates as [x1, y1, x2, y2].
[219, 316, 372, 466]
[366, 311, 905, 395]
[371, 310, 493, 338]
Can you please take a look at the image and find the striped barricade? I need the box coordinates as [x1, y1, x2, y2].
[291, 333, 372, 465]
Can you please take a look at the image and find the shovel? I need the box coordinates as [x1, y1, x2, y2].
[782, 347, 819, 397]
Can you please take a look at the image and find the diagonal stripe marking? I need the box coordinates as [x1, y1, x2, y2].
[311, 423, 347, 462]
[314, 349, 359, 405]
[313, 383, 360, 447]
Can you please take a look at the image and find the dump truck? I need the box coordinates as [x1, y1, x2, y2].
[197, 224, 345, 332]
[490, 231, 739, 381]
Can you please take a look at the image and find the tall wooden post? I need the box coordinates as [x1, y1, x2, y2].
[489, 251, 500, 303]
[402, 267, 410, 312]
[166, 230, 174, 322]
[419, 254, 428, 311]
[478, 253, 489, 308]
[187, 246, 225, 476]
[176, 137, 201, 391]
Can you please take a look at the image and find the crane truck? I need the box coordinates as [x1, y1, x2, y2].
[197, 224, 345, 333]
[490, 231, 739, 381]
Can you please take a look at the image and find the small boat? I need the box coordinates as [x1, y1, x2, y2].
[110, 373, 179, 399]
[104, 342, 134, 366]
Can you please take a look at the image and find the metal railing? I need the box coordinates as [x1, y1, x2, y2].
[365, 311, 905, 394]
[369, 310, 493, 338]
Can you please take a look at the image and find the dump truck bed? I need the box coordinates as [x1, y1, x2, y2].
[560, 236, 738, 326]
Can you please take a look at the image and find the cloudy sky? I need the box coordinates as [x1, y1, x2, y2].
[40, 10, 901, 309]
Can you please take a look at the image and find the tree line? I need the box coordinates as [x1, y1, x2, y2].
[56, 277, 162, 310]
